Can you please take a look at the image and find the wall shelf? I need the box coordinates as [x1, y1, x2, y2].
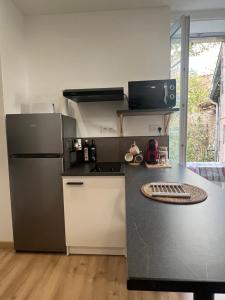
[117, 108, 179, 116]
[116, 108, 179, 136]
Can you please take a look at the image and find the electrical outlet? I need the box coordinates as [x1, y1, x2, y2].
[108, 127, 116, 133]
[100, 126, 116, 135]
[100, 126, 108, 134]
[149, 125, 158, 133]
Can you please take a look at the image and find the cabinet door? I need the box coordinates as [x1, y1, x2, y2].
[62, 176, 126, 249]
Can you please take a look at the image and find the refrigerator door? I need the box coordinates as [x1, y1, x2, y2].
[6, 113, 63, 155]
[9, 157, 66, 252]
[62, 115, 76, 139]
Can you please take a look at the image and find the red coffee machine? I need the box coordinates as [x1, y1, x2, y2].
[146, 139, 159, 164]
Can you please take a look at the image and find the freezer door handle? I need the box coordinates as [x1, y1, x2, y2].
[66, 182, 84, 186]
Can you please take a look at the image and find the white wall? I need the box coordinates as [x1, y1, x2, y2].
[0, 0, 28, 113]
[0, 60, 13, 242]
[0, 0, 28, 241]
[26, 8, 170, 137]
[0, 5, 170, 241]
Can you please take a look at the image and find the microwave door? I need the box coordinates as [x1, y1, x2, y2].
[164, 82, 168, 105]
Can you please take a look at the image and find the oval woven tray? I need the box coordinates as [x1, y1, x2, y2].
[141, 183, 208, 204]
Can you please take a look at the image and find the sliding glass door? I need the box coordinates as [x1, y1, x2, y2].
[170, 16, 190, 166]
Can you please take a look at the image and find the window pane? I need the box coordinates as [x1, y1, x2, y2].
[170, 28, 181, 161]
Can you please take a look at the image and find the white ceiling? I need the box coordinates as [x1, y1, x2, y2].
[12, 0, 225, 15]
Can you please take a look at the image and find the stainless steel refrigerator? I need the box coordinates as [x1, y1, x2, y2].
[6, 113, 76, 252]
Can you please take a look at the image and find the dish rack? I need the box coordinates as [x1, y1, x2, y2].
[150, 182, 191, 198]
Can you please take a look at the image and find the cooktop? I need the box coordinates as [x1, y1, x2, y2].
[90, 162, 121, 173]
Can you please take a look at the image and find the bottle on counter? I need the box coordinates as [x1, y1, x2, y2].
[90, 139, 97, 162]
[83, 139, 90, 162]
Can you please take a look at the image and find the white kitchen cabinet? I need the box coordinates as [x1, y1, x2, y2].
[62, 176, 126, 255]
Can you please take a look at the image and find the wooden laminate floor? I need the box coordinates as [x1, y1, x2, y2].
[0, 249, 224, 300]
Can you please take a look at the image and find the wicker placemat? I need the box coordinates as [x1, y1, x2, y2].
[141, 183, 208, 204]
[145, 162, 172, 169]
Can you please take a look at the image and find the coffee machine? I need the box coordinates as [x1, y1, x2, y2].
[146, 139, 159, 164]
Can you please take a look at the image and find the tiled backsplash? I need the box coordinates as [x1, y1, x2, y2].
[79, 136, 169, 162]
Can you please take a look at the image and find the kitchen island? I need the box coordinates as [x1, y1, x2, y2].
[125, 163, 225, 300]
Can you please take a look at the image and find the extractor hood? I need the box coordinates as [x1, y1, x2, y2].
[63, 87, 124, 103]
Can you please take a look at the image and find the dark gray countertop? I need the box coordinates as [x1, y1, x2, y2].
[125, 163, 225, 289]
[62, 163, 125, 176]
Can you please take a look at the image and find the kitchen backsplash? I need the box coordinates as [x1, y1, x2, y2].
[79, 136, 169, 162]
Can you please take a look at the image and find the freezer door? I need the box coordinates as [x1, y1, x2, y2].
[9, 157, 66, 252]
[62, 115, 76, 139]
[6, 113, 63, 155]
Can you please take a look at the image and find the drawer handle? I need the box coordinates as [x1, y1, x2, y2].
[66, 182, 84, 185]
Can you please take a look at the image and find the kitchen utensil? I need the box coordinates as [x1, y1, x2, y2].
[134, 153, 143, 164]
[125, 152, 134, 162]
[150, 182, 190, 198]
[129, 141, 140, 156]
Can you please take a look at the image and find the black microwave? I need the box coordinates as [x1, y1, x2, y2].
[128, 79, 176, 110]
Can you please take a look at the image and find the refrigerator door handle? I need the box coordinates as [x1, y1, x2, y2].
[66, 182, 84, 186]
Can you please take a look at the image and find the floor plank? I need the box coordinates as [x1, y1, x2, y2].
[0, 249, 224, 300]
